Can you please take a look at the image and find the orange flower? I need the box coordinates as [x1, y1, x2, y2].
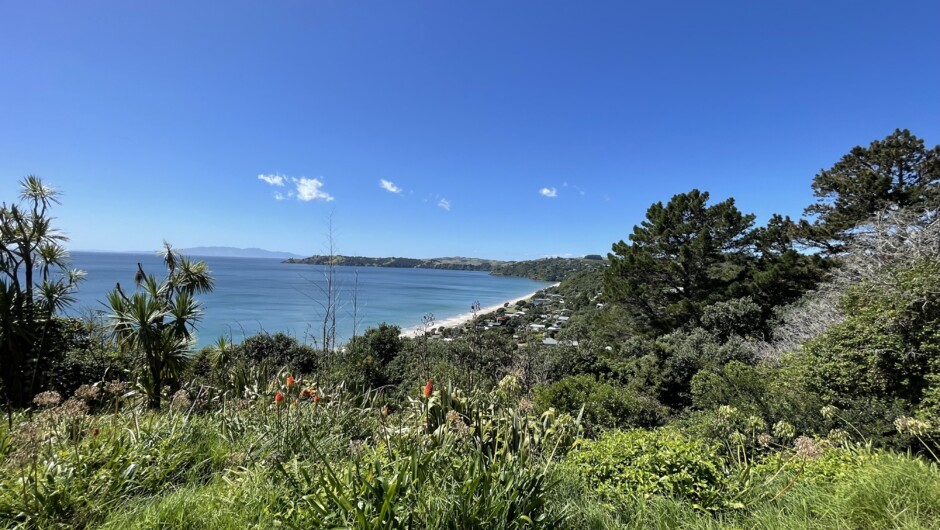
[275, 392, 285, 405]
[286, 376, 295, 389]
[422, 379, 434, 399]
[302, 388, 313, 399]
[313, 394, 321, 404]
[382, 405, 391, 417]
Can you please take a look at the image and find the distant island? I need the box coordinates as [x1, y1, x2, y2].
[182, 246, 304, 259]
[284, 254, 607, 281]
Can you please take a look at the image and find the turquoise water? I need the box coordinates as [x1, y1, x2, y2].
[66, 252, 551, 347]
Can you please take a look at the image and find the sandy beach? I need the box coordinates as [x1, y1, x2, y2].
[399, 283, 561, 338]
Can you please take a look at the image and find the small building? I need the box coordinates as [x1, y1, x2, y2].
[542, 338, 559, 346]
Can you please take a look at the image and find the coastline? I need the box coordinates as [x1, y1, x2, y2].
[399, 283, 561, 338]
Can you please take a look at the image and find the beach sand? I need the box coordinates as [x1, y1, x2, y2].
[399, 283, 561, 338]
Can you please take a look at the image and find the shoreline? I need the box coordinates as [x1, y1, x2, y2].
[399, 283, 561, 338]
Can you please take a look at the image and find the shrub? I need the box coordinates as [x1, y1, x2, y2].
[533, 375, 666, 433]
[235, 332, 319, 375]
[562, 427, 730, 511]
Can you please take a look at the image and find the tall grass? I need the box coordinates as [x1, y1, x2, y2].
[2, 382, 939, 529]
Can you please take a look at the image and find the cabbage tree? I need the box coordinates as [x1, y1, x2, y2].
[1, 176, 83, 406]
[107, 243, 213, 409]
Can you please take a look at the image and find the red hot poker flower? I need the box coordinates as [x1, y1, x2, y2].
[422, 380, 434, 399]
[313, 394, 321, 404]
[286, 376, 295, 389]
[275, 392, 285, 405]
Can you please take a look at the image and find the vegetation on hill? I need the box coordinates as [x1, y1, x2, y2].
[284, 255, 503, 271]
[3, 129, 940, 529]
[491, 257, 606, 282]
[286, 254, 605, 282]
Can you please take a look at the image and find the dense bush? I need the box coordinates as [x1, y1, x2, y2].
[234, 332, 319, 375]
[563, 427, 730, 511]
[534, 375, 667, 432]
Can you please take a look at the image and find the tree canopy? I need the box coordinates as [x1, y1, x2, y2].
[604, 190, 755, 334]
[800, 129, 940, 253]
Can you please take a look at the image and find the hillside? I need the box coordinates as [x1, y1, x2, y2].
[284, 255, 506, 271]
[284, 254, 607, 281]
[182, 246, 303, 259]
[490, 256, 607, 281]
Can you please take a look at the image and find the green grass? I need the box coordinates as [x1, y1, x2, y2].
[558, 451, 940, 530]
[2, 385, 939, 529]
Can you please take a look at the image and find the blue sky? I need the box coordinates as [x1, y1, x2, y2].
[2, 1, 938, 260]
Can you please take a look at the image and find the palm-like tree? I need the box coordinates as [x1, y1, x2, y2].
[1, 176, 83, 405]
[107, 243, 214, 409]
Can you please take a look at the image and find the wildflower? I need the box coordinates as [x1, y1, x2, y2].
[74, 384, 100, 401]
[446, 409, 470, 437]
[275, 392, 285, 406]
[170, 390, 191, 411]
[746, 415, 766, 431]
[92, 427, 100, 437]
[757, 432, 772, 447]
[382, 405, 391, 418]
[895, 416, 932, 436]
[517, 398, 534, 413]
[794, 436, 823, 459]
[729, 431, 747, 446]
[820, 405, 838, 420]
[55, 397, 89, 419]
[422, 379, 434, 398]
[104, 380, 131, 396]
[827, 428, 850, 447]
[33, 391, 62, 408]
[772, 420, 796, 439]
[313, 394, 321, 404]
[286, 376, 295, 389]
[302, 388, 314, 399]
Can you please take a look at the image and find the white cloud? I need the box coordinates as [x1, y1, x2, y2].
[294, 177, 334, 202]
[258, 174, 286, 186]
[540, 187, 558, 198]
[437, 198, 451, 211]
[258, 173, 334, 202]
[380, 179, 402, 194]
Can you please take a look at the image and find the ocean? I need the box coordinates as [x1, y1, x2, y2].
[66, 251, 552, 347]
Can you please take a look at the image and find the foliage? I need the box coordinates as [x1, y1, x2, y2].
[106, 243, 214, 409]
[562, 427, 731, 511]
[534, 375, 667, 433]
[559, 450, 940, 530]
[796, 259, 940, 409]
[491, 257, 606, 282]
[0, 176, 84, 406]
[690, 361, 823, 434]
[800, 128, 940, 254]
[605, 189, 756, 334]
[234, 332, 319, 376]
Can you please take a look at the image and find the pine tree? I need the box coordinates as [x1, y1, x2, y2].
[604, 190, 754, 334]
[800, 129, 940, 254]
